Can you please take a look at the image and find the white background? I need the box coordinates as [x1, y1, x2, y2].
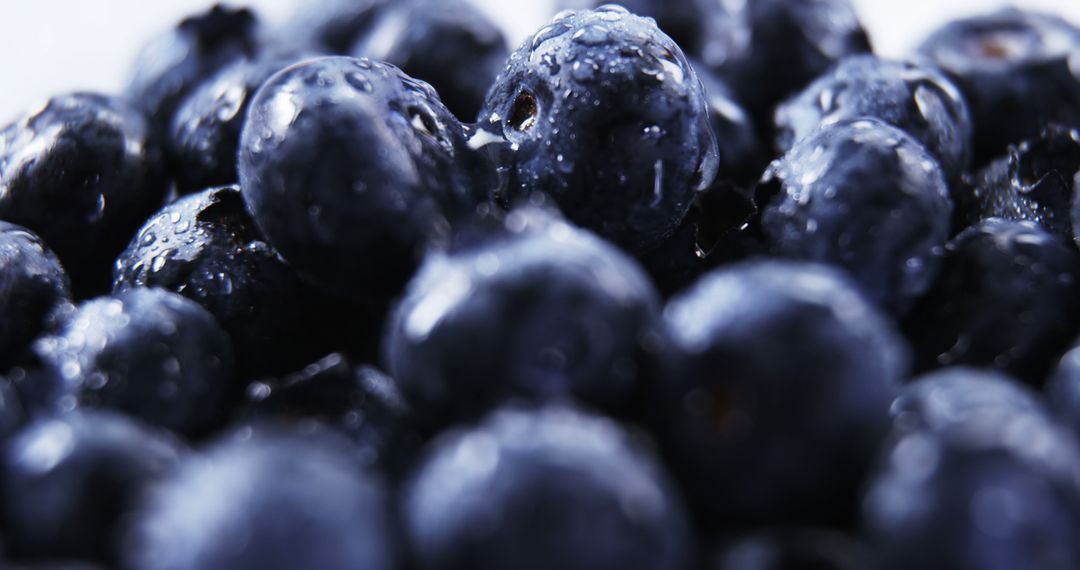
[0, 0, 1078, 122]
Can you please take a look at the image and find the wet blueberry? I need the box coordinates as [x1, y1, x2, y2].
[32, 287, 235, 438]
[124, 427, 397, 570]
[695, 62, 766, 188]
[758, 118, 953, 315]
[168, 53, 312, 195]
[0, 93, 168, 298]
[0, 222, 70, 372]
[902, 219, 1080, 386]
[126, 5, 261, 133]
[113, 186, 343, 381]
[384, 208, 661, 429]
[0, 410, 182, 564]
[956, 125, 1080, 241]
[918, 8, 1080, 166]
[477, 6, 718, 254]
[775, 55, 973, 183]
[238, 56, 494, 302]
[350, 0, 509, 120]
[864, 367, 1080, 570]
[280, 0, 386, 54]
[658, 260, 906, 529]
[242, 353, 422, 478]
[403, 405, 692, 570]
[711, 530, 879, 570]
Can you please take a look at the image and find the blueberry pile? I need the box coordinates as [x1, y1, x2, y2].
[3, 1, 1080, 568]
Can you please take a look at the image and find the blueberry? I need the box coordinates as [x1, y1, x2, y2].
[384, 208, 661, 429]
[126, 5, 261, 133]
[0, 410, 181, 563]
[0, 93, 168, 298]
[168, 53, 313, 195]
[403, 405, 692, 570]
[1046, 342, 1080, 438]
[757, 118, 952, 315]
[694, 61, 766, 187]
[238, 56, 493, 302]
[918, 8, 1080, 167]
[350, 0, 510, 120]
[0, 222, 70, 371]
[893, 367, 1048, 434]
[242, 353, 422, 478]
[902, 219, 1080, 385]
[113, 186, 344, 381]
[711, 530, 880, 570]
[658, 260, 906, 529]
[956, 125, 1080, 241]
[775, 55, 973, 183]
[864, 367, 1080, 570]
[33, 287, 235, 437]
[477, 6, 718, 254]
[124, 428, 397, 570]
[280, 0, 386, 54]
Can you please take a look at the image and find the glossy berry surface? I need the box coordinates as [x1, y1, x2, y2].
[113, 186, 338, 380]
[0, 410, 181, 564]
[0, 222, 70, 371]
[242, 353, 422, 477]
[902, 219, 1080, 386]
[918, 8, 1080, 166]
[478, 6, 718, 254]
[957, 125, 1080, 241]
[864, 367, 1080, 570]
[0, 93, 167, 298]
[758, 118, 953, 315]
[33, 287, 234, 437]
[658, 260, 905, 528]
[403, 405, 692, 570]
[694, 62, 765, 187]
[124, 428, 396, 570]
[238, 56, 493, 302]
[351, 0, 509, 120]
[384, 209, 661, 429]
[126, 5, 261, 133]
[167, 53, 311, 195]
[775, 55, 973, 183]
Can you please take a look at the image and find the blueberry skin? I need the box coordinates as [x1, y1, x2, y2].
[242, 353, 423, 478]
[0, 410, 182, 564]
[658, 260, 906, 529]
[0, 222, 70, 371]
[168, 53, 312, 195]
[694, 62, 766, 187]
[758, 118, 953, 315]
[384, 209, 662, 429]
[902, 219, 1080, 386]
[126, 5, 260, 133]
[113, 186, 339, 381]
[918, 9, 1080, 167]
[403, 405, 692, 570]
[239, 56, 493, 302]
[478, 6, 719, 254]
[0, 93, 168, 298]
[280, 0, 386, 54]
[776, 55, 973, 184]
[957, 125, 1080, 242]
[33, 287, 235, 437]
[124, 428, 396, 570]
[712, 530, 880, 570]
[351, 0, 509, 121]
[864, 368, 1080, 570]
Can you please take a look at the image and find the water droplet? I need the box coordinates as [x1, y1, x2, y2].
[571, 59, 598, 82]
[572, 25, 611, 46]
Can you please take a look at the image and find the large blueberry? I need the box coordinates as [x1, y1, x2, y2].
[902, 219, 1080, 386]
[403, 405, 692, 570]
[239, 56, 493, 302]
[477, 6, 718, 254]
[0, 222, 70, 371]
[918, 8, 1080, 166]
[0, 93, 168, 298]
[775, 55, 973, 183]
[658, 260, 906, 528]
[758, 118, 953, 315]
